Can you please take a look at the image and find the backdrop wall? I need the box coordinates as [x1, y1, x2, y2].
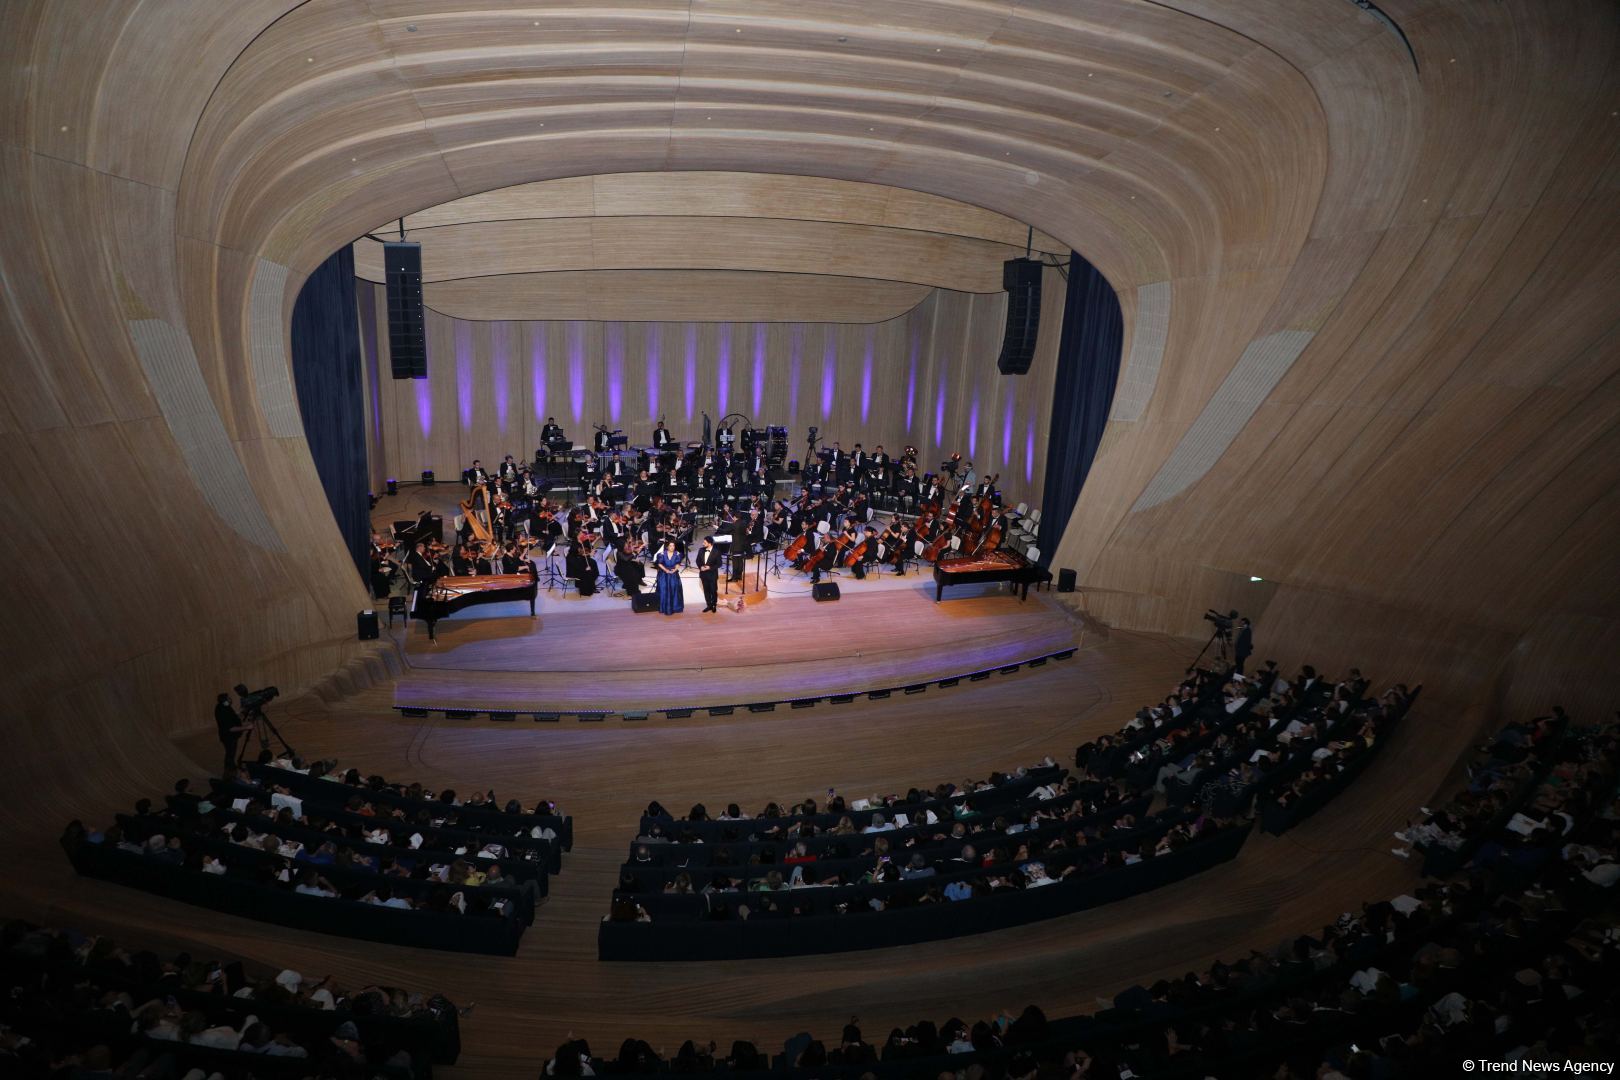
[358, 266, 1067, 517]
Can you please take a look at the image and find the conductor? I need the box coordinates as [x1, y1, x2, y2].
[214, 692, 249, 776]
[696, 535, 721, 613]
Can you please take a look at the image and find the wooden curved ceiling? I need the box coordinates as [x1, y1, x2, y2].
[0, 0, 1616, 865]
[352, 171, 1066, 321]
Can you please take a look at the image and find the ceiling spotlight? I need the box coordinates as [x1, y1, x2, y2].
[837, 36, 847, 43]
[306, 56, 315, 63]
[1249, 575, 1263, 582]
[405, 23, 417, 32]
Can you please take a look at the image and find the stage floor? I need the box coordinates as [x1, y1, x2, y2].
[393, 582, 1078, 712]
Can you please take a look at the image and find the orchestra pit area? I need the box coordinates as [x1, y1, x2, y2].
[2, 3, 1618, 1080]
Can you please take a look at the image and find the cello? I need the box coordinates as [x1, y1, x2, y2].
[842, 533, 869, 567]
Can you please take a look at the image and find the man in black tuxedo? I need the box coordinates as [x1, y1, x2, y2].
[468, 459, 489, 485]
[566, 545, 600, 596]
[696, 535, 721, 612]
[1233, 617, 1253, 675]
[653, 421, 673, 449]
[541, 417, 563, 443]
[214, 693, 247, 777]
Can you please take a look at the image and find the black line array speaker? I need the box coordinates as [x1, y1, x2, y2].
[357, 610, 380, 640]
[812, 582, 841, 602]
[997, 258, 1044, 374]
[630, 592, 661, 613]
[1058, 568, 1077, 593]
[385, 241, 427, 379]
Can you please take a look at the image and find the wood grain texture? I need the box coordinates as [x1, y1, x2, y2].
[1, 0, 1617, 1066]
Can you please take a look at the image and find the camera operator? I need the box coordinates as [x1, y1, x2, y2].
[1233, 616, 1253, 674]
[214, 692, 250, 777]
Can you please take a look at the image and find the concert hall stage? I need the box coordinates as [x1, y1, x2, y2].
[390, 583, 1080, 715]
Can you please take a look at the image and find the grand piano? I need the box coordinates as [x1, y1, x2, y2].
[412, 566, 539, 641]
[932, 548, 1042, 602]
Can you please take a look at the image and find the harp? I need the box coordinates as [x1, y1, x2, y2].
[459, 483, 495, 544]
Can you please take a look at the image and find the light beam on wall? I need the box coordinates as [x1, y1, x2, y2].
[645, 327, 661, 420]
[567, 322, 585, 423]
[821, 335, 836, 420]
[789, 324, 804, 421]
[861, 326, 874, 424]
[1002, 394, 1014, 468]
[969, 392, 980, 457]
[1026, 417, 1036, 483]
[415, 376, 432, 439]
[934, 378, 946, 449]
[716, 324, 731, 416]
[683, 323, 697, 422]
[906, 328, 919, 432]
[492, 322, 510, 434]
[605, 323, 624, 425]
[531, 328, 546, 423]
[455, 321, 474, 430]
[752, 323, 766, 416]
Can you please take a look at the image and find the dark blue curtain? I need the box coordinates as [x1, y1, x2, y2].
[290, 245, 368, 582]
[1036, 251, 1124, 563]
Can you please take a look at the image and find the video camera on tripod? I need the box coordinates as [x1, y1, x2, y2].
[232, 683, 292, 764]
[1203, 609, 1237, 638]
[1191, 609, 1241, 671]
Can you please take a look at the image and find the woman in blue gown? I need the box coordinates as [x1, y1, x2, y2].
[653, 539, 685, 615]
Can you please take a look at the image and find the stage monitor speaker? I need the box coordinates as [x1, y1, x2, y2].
[357, 610, 380, 640]
[385, 241, 427, 379]
[1057, 568, 1077, 593]
[997, 258, 1043, 374]
[630, 593, 661, 613]
[812, 582, 841, 602]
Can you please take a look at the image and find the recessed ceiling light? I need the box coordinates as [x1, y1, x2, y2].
[59, 125, 68, 132]
[1248, 575, 1263, 582]
[405, 23, 416, 32]
[306, 56, 315, 63]
[837, 36, 847, 43]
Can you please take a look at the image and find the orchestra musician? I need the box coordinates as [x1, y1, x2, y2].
[540, 417, 563, 444]
[565, 538, 600, 596]
[653, 420, 674, 449]
[616, 536, 648, 595]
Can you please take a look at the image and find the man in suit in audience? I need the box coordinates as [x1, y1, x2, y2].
[696, 535, 721, 612]
[214, 693, 248, 777]
[1233, 617, 1253, 674]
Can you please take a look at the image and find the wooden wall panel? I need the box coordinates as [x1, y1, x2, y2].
[361, 278, 1063, 511]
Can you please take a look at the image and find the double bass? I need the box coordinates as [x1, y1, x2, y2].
[922, 504, 961, 561]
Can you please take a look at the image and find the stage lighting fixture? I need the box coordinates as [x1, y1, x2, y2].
[999, 664, 1022, 675]
[421, 469, 435, 486]
[578, 712, 606, 722]
[1029, 657, 1048, 667]
[489, 711, 517, 722]
[533, 712, 561, 722]
[1054, 649, 1076, 660]
[867, 689, 891, 700]
[829, 693, 854, 704]
[445, 709, 476, 720]
[790, 698, 817, 709]
[386, 478, 397, 496]
[904, 684, 927, 695]
[969, 672, 992, 682]
[623, 711, 649, 721]
[1250, 575, 1264, 582]
[938, 677, 960, 688]
[709, 706, 735, 716]
[399, 707, 429, 717]
[747, 703, 775, 713]
[665, 708, 695, 719]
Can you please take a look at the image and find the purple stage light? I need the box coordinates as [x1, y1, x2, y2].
[492, 322, 510, 433]
[1002, 394, 1014, 467]
[531, 329, 546, 421]
[605, 322, 624, 424]
[861, 326, 874, 424]
[716, 324, 731, 417]
[969, 392, 980, 456]
[683, 324, 697, 421]
[906, 328, 919, 432]
[821, 335, 836, 420]
[567, 322, 585, 423]
[1026, 418, 1036, 482]
[934, 377, 946, 448]
[415, 376, 432, 438]
[752, 323, 766, 416]
[789, 324, 804, 420]
[645, 327, 661, 420]
[455, 321, 474, 430]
